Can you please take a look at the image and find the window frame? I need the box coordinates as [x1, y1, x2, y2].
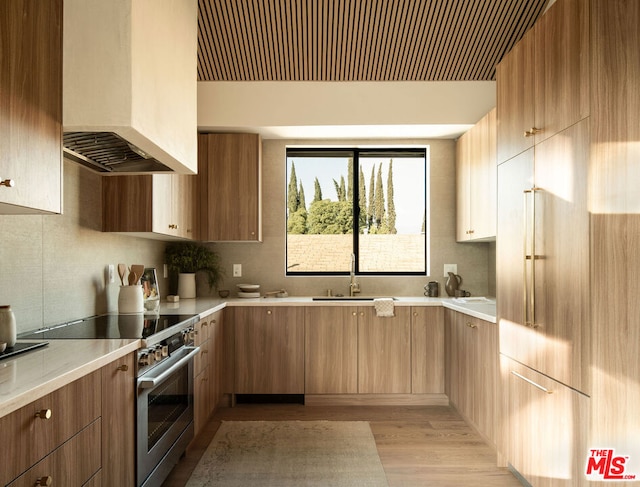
[285, 146, 428, 277]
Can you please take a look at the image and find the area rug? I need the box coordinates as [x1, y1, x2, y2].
[186, 421, 389, 486]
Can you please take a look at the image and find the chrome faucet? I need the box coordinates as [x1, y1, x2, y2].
[349, 253, 361, 296]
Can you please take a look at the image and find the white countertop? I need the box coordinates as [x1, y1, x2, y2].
[0, 339, 139, 417]
[1, 295, 495, 418]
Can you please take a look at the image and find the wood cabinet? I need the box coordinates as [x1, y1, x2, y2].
[498, 120, 590, 394]
[502, 355, 589, 486]
[358, 307, 411, 394]
[411, 306, 444, 394]
[101, 352, 135, 486]
[102, 174, 195, 239]
[456, 108, 496, 242]
[233, 306, 304, 394]
[445, 309, 498, 446]
[305, 306, 358, 394]
[194, 310, 225, 435]
[0, 0, 63, 214]
[197, 133, 262, 242]
[496, 0, 589, 165]
[0, 354, 135, 486]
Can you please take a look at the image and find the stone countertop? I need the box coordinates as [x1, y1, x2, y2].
[159, 295, 497, 323]
[0, 339, 139, 417]
[1, 295, 495, 418]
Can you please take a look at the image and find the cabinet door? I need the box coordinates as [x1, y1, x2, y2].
[469, 108, 496, 240]
[456, 129, 472, 241]
[534, 120, 590, 394]
[234, 307, 304, 394]
[496, 28, 535, 165]
[358, 307, 411, 394]
[0, 0, 62, 214]
[503, 356, 589, 486]
[533, 0, 589, 146]
[305, 306, 358, 394]
[411, 307, 444, 393]
[497, 149, 537, 370]
[198, 133, 262, 241]
[101, 353, 135, 487]
[472, 316, 498, 446]
[173, 174, 195, 239]
[208, 311, 225, 410]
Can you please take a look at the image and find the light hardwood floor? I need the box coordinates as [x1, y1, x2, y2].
[163, 404, 521, 487]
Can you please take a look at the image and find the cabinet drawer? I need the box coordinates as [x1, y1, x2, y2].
[0, 370, 101, 484]
[194, 338, 210, 376]
[8, 419, 101, 487]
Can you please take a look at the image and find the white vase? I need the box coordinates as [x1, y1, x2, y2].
[118, 285, 144, 314]
[0, 305, 17, 347]
[178, 273, 197, 299]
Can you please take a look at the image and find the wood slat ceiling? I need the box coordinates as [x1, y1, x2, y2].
[198, 0, 548, 81]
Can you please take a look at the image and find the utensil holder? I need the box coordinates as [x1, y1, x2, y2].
[118, 285, 144, 314]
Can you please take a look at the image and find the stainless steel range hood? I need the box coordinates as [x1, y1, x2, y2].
[63, 0, 198, 174]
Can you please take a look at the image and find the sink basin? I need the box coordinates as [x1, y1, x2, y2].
[312, 296, 396, 301]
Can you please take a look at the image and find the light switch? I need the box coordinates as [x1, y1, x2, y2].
[233, 264, 242, 277]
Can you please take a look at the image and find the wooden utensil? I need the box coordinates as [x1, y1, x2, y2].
[130, 264, 145, 285]
[117, 263, 126, 285]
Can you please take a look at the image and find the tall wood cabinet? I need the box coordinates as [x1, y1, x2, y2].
[197, 133, 262, 242]
[0, 0, 63, 214]
[456, 108, 496, 241]
[497, 0, 640, 483]
[102, 174, 195, 239]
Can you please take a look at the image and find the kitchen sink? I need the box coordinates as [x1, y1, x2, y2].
[312, 296, 396, 301]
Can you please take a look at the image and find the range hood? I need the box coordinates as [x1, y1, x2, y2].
[63, 0, 198, 174]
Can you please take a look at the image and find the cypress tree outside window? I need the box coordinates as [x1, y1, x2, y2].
[286, 147, 428, 276]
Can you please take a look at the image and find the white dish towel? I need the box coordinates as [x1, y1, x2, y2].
[373, 298, 395, 317]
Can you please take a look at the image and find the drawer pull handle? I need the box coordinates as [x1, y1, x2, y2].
[466, 322, 477, 328]
[0, 178, 15, 188]
[267, 310, 272, 315]
[35, 409, 52, 420]
[117, 364, 129, 372]
[511, 371, 553, 394]
[36, 476, 52, 486]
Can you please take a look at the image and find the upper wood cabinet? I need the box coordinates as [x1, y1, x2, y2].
[0, 0, 63, 214]
[102, 174, 195, 240]
[197, 133, 262, 242]
[456, 108, 496, 241]
[496, 0, 589, 165]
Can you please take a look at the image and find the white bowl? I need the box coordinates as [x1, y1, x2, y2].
[237, 284, 260, 292]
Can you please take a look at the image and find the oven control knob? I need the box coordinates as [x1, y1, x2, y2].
[154, 347, 163, 361]
[138, 352, 151, 366]
[161, 345, 169, 357]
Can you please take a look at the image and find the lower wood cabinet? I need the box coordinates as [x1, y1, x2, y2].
[411, 307, 445, 394]
[358, 307, 411, 394]
[445, 309, 498, 446]
[0, 353, 135, 486]
[502, 355, 589, 486]
[305, 306, 358, 394]
[232, 306, 304, 394]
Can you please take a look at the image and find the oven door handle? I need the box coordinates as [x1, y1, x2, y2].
[137, 346, 200, 389]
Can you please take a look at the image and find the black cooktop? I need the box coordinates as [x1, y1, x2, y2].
[20, 314, 198, 340]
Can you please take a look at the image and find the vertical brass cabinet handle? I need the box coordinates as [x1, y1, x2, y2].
[511, 370, 553, 394]
[0, 178, 15, 187]
[35, 409, 52, 420]
[266, 310, 272, 315]
[36, 476, 52, 486]
[117, 364, 129, 372]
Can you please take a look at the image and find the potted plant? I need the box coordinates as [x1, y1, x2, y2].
[165, 242, 223, 298]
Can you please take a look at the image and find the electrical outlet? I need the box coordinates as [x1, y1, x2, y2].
[233, 264, 242, 277]
[443, 264, 457, 277]
[107, 264, 115, 283]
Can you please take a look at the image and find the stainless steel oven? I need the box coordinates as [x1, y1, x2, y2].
[137, 343, 199, 487]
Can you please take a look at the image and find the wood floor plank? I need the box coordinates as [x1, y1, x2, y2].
[162, 404, 521, 487]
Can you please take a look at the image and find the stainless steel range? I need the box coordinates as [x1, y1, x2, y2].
[21, 313, 201, 487]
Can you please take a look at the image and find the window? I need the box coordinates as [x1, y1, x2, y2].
[286, 147, 428, 275]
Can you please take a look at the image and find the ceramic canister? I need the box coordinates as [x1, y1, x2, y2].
[118, 285, 144, 314]
[0, 305, 17, 347]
